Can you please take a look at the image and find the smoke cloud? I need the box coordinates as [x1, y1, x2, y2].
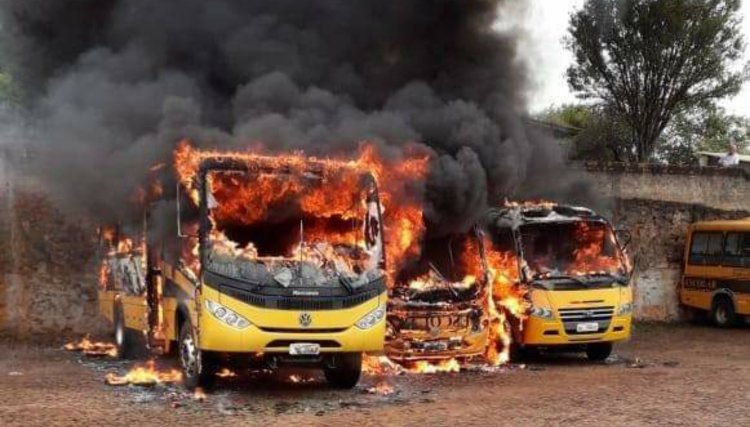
[0, 0, 594, 236]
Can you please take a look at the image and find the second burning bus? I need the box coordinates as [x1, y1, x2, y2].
[483, 204, 634, 361]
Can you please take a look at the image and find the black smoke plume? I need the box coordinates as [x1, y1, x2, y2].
[0, 0, 594, 236]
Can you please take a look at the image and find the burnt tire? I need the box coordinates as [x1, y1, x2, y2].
[179, 320, 216, 390]
[114, 304, 145, 359]
[712, 296, 738, 328]
[324, 353, 362, 389]
[585, 342, 613, 361]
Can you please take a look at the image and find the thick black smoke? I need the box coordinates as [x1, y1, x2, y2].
[0, 0, 594, 235]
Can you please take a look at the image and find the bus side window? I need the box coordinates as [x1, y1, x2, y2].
[705, 233, 724, 265]
[688, 233, 709, 265]
[689, 232, 723, 266]
[741, 233, 750, 268]
[723, 232, 743, 267]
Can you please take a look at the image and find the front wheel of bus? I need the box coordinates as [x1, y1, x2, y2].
[324, 353, 362, 389]
[585, 342, 613, 361]
[114, 305, 144, 359]
[179, 321, 216, 390]
[712, 297, 738, 328]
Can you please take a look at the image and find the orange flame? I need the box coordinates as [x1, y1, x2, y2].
[104, 360, 182, 386]
[64, 336, 117, 358]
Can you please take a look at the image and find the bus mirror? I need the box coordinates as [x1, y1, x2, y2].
[176, 183, 198, 239]
[615, 227, 632, 251]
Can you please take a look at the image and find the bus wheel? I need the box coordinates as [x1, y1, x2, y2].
[324, 353, 362, 389]
[114, 305, 144, 359]
[178, 320, 216, 390]
[585, 342, 613, 361]
[712, 297, 738, 328]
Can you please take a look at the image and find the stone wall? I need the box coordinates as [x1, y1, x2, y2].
[577, 163, 750, 320]
[612, 199, 749, 320]
[0, 155, 104, 337]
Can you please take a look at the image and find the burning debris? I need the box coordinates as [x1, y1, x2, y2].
[64, 336, 118, 358]
[366, 381, 395, 396]
[104, 360, 182, 387]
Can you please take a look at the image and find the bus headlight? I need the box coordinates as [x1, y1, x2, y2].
[205, 299, 251, 329]
[617, 302, 634, 315]
[529, 306, 554, 320]
[355, 305, 386, 329]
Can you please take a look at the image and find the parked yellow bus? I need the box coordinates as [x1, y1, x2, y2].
[98, 149, 387, 389]
[680, 219, 750, 327]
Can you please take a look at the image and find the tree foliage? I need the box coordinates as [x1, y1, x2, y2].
[541, 103, 635, 162]
[658, 106, 750, 164]
[567, 0, 748, 162]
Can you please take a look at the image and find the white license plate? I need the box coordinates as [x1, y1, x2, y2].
[576, 322, 599, 333]
[289, 343, 321, 356]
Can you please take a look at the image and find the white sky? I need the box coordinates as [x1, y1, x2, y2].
[521, 0, 750, 115]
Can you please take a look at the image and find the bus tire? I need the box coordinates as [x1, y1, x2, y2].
[324, 352, 362, 389]
[179, 319, 216, 390]
[711, 296, 738, 328]
[585, 342, 613, 361]
[114, 304, 144, 359]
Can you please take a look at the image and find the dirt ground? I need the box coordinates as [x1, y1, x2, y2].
[0, 323, 748, 427]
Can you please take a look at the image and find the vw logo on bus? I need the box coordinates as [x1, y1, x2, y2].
[298, 312, 312, 327]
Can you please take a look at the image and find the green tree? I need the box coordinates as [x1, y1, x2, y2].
[658, 106, 750, 164]
[567, 0, 748, 162]
[541, 103, 635, 162]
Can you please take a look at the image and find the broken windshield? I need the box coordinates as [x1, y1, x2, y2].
[394, 231, 487, 299]
[520, 220, 626, 283]
[203, 168, 383, 289]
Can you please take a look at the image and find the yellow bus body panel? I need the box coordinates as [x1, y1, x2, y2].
[197, 285, 386, 353]
[522, 285, 632, 346]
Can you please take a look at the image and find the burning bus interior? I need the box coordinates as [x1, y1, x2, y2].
[484, 204, 631, 287]
[392, 231, 487, 303]
[201, 167, 384, 289]
[171, 144, 387, 292]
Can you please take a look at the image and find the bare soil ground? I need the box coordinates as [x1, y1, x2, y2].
[1, 323, 748, 427]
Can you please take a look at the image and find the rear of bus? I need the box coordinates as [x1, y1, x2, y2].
[679, 220, 750, 327]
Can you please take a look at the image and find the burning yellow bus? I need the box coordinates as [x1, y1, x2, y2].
[98, 144, 388, 389]
[483, 204, 633, 361]
[385, 230, 490, 363]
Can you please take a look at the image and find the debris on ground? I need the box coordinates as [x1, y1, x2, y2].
[64, 336, 117, 358]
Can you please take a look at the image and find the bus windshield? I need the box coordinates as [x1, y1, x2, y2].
[520, 220, 627, 283]
[203, 168, 384, 288]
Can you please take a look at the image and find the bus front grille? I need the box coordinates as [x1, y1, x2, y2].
[558, 306, 614, 335]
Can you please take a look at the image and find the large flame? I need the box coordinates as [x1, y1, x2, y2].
[173, 140, 429, 286]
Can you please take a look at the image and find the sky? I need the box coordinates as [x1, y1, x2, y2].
[521, 0, 750, 115]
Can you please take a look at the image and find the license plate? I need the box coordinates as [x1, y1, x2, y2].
[423, 341, 449, 352]
[289, 343, 320, 356]
[576, 322, 599, 333]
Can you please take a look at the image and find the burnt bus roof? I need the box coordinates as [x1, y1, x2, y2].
[484, 204, 610, 229]
[197, 156, 377, 184]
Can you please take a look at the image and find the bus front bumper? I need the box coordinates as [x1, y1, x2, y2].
[522, 314, 632, 346]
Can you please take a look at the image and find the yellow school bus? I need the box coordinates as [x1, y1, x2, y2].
[98, 149, 387, 389]
[483, 204, 633, 361]
[679, 219, 750, 327]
